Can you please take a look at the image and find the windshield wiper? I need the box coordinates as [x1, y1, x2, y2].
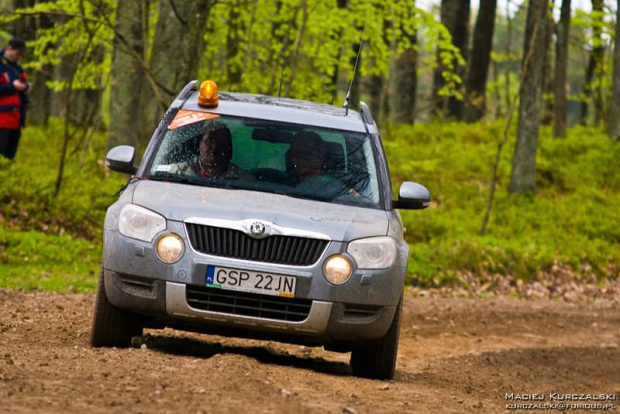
[145, 173, 242, 190]
[145, 173, 205, 187]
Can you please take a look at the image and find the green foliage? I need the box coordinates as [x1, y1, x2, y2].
[0, 119, 125, 239]
[7, 0, 467, 122]
[0, 120, 125, 292]
[1, 120, 619, 293]
[5, 0, 114, 92]
[567, 6, 614, 117]
[384, 122, 620, 286]
[200, 0, 464, 102]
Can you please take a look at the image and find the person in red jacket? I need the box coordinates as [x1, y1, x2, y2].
[0, 38, 29, 160]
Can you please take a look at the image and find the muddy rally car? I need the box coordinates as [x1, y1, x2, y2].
[91, 80, 430, 379]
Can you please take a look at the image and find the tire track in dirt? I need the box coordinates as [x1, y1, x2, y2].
[0, 289, 618, 413]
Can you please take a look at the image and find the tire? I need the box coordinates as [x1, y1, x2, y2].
[350, 293, 403, 380]
[90, 268, 143, 348]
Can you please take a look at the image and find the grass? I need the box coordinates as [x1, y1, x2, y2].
[384, 121, 620, 286]
[0, 119, 124, 292]
[0, 118, 618, 292]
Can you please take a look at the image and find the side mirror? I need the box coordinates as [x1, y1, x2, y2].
[105, 145, 137, 175]
[393, 182, 431, 210]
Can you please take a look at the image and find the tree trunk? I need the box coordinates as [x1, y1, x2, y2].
[509, 0, 549, 195]
[49, 53, 79, 118]
[540, 2, 555, 125]
[52, 22, 98, 198]
[463, 0, 497, 122]
[72, 45, 105, 128]
[504, 4, 512, 115]
[178, 1, 213, 85]
[580, 0, 605, 126]
[368, 9, 392, 124]
[608, 0, 620, 141]
[28, 9, 53, 126]
[329, 0, 348, 103]
[286, 0, 309, 96]
[226, 0, 244, 89]
[266, 1, 301, 97]
[579, 53, 596, 124]
[172, 0, 216, 84]
[145, 0, 213, 136]
[146, 0, 180, 105]
[73, 89, 102, 128]
[11, 0, 37, 40]
[491, 58, 501, 118]
[150, 0, 213, 94]
[393, 40, 418, 124]
[28, 63, 52, 126]
[553, 0, 571, 138]
[370, 75, 384, 122]
[267, 1, 286, 95]
[432, 0, 470, 119]
[393, 48, 417, 124]
[392, 1, 417, 124]
[591, 0, 605, 126]
[108, 0, 149, 150]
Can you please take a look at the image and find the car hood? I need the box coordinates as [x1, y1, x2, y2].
[132, 181, 389, 242]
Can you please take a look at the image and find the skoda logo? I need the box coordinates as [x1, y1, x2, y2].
[249, 221, 266, 237]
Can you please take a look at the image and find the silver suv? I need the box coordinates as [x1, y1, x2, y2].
[91, 80, 430, 379]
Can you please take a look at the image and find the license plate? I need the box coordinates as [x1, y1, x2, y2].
[205, 265, 297, 298]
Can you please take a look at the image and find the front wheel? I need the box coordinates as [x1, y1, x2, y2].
[350, 293, 403, 380]
[90, 268, 143, 348]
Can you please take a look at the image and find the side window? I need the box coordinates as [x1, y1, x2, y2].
[152, 123, 203, 166]
[343, 135, 378, 202]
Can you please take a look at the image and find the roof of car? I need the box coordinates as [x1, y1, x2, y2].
[181, 91, 374, 134]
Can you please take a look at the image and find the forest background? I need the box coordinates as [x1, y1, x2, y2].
[0, 0, 618, 299]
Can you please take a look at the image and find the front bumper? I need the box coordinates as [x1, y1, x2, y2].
[103, 223, 406, 307]
[104, 269, 397, 344]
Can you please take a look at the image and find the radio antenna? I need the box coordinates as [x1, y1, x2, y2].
[278, 66, 285, 99]
[343, 14, 369, 116]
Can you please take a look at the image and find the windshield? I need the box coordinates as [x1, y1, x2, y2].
[147, 113, 382, 209]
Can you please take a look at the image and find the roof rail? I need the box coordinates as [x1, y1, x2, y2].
[176, 80, 198, 102]
[359, 102, 374, 125]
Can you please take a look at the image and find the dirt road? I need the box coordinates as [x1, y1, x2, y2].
[0, 289, 618, 413]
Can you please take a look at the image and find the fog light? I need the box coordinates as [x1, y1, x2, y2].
[323, 255, 353, 285]
[156, 234, 184, 264]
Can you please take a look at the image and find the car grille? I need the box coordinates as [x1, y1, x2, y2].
[185, 285, 312, 322]
[185, 223, 328, 266]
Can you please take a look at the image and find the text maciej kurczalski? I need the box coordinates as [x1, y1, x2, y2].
[505, 393, 617, 401]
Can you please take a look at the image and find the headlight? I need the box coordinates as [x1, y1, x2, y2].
[323, 255, 353, 285]
[347, 237, 396, 269]
[118, 204, 166, 242]
[156, 234, 185, 264]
